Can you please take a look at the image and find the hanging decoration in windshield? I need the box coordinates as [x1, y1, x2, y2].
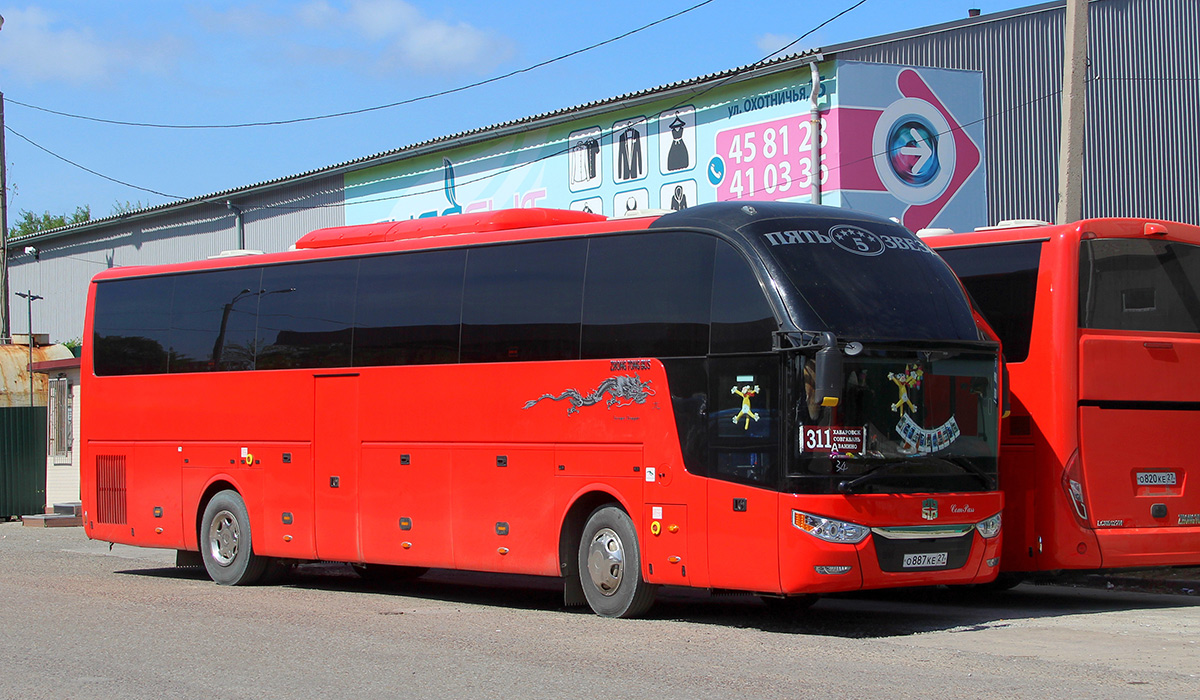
[888, 364, 961, 454]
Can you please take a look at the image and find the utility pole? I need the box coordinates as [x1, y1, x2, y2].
[1056, 0, 1089, 224]
[1, 90, 11, 341]
[1, 13, 10, 340]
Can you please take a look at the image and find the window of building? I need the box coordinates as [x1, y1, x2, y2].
[49, 376, 72, 465]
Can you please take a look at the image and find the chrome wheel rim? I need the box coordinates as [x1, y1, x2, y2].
[208, 509, 240, 567]
[586, 527, 624, 596]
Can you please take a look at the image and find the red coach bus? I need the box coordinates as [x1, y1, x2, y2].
[82, 202, 1003, 617]
[930, 218, 1200, 581]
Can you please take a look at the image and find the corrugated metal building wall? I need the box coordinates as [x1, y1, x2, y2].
[837, 0, 1200, 224]
[6, 175, 344, 342]
[5, 0, 1196, 343]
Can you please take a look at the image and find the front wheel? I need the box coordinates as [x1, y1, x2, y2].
[200, 490, 269, 585]
[578, 505, 657, 618]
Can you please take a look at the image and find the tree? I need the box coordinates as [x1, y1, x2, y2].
[10, 205, 91, 237]
[111, 200, 149, 216]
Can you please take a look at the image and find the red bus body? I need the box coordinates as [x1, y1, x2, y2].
[931, 218, 1200, 574]
[82, 203, 1003, 615]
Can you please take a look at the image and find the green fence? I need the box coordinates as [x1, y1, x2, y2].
[0, 407, 48, 518]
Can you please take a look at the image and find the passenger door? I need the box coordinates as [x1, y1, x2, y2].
[705, 357, 781, 593]
[313, 374, 362, 562]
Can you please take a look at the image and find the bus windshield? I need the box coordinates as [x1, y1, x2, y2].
[748, 215, 979, 340]
[788, 345, 1000, 495]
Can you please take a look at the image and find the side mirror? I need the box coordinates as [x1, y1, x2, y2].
[814, 332, 842, 408]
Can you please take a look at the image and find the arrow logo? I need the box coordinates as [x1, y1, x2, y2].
[899, 127, 933, 173]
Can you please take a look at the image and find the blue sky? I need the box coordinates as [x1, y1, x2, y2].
[0, 1, 1032, 221]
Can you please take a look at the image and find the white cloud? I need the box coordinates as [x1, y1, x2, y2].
[0, 7, 180, 84]
[756, 32, 800, 57]
[296, 0, 514, 75]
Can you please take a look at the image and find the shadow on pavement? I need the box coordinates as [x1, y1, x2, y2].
[116, 561, 1200, 638]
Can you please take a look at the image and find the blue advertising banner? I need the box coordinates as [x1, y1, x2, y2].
[345, 59, 985, 232]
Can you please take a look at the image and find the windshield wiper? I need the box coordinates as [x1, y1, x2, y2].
[837, 461, 906, 494]
[837, 457, 995, 494]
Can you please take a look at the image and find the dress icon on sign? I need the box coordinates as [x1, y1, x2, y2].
[667, 116, 689, 172]
[670, 185, 688, 211]
[618, 127, 643, 180]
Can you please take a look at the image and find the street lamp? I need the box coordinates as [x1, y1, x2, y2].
[15, 290, 42, 407]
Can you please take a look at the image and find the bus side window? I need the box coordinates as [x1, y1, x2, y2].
[93, 276, 174, 376]
[582, 232, 715, 359]
[710, 357, 777, 486]
[256, 259, 359, 370]
[711, 240, 776, 354]
[354, 249, 466, 367]
[461, 239, 588, 363]
[938, 241, 1043, 362]
[169, 267, 263, 373]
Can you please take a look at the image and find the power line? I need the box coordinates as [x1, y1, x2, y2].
[256, 0, 872, 213]
[5, 0, 718, 130]
[3, 125, 184, 199]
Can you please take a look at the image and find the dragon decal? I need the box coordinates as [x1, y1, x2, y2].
[524, 375, 655, 415]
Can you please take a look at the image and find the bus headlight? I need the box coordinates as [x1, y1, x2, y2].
[792, 511, 870, 544]
[976, 513, 1002, 539]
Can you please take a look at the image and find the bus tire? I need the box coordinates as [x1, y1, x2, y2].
[200, 490, 269, 586]
[578, 505, 657, 618]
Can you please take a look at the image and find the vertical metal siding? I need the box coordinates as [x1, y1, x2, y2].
[6, 176, 344, 343]
[0, 407, 48, 517]
[838, 0, 1199, 226]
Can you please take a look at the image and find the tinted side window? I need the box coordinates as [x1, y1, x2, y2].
[461, 239, 587, 363]
[711, 241, 776, 353]
[938, 241, 1043, 362]
[582, 232, 715, 358]
[170, 268, 263, 373]
[355, 250, 466, 366]
[1080, 238, 1200, 333]
[256, 259, 358, 369]
[93, 277, 173, 376]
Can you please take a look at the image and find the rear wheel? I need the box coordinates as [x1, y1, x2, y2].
[578, 505, 657, 618]
[200, 490, 269, 585]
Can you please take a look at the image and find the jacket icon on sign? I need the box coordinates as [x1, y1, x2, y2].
[618, 127, 643, 180]
[670, 185, 688, 211]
